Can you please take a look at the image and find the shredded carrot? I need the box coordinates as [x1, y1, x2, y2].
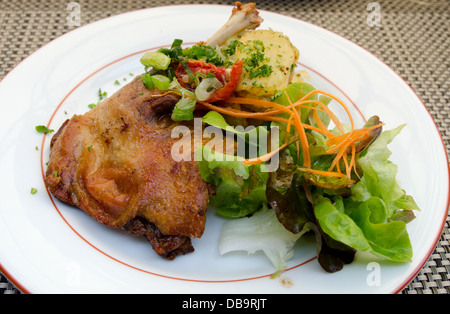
[242, 140, 292, 165]
[349, 144, 357, 178]
[296, 90, 354, 134]
[312, 109, 334, 138]
[343, 150, 351, 178]
[196, 88, 383, 182]
[353, 150, 362, 179]
[329, 144, 347, 173]
[149, 90, 181, 97]
[197, 101, 289, 124]
[285, 114, 294, 143]
[227, 99, 329, 118]
[226, 97, 293, 114]
[284, 91, 310, 167]
[326, 130, 361, 154]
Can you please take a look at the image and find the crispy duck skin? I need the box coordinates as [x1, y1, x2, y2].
[44, 75, 209, 258]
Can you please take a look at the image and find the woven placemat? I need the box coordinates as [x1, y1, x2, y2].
[0, 0, 448, 294]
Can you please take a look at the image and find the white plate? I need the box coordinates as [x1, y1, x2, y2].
[0, 5, 448, 294]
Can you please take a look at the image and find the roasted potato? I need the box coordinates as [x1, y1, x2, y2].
[225, 29, 299, 97]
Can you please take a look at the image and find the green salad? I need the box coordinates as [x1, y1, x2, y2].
[137, 29, 420, 275]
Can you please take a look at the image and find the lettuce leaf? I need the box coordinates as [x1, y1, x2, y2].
[219, 204, 305, 276]
[201, 110, 269, 144]
[196, 146, 268, 217]
[348, 197, 413, 262]
[351, 124, 420, 218]
[312, 126, 419, 262]
[314, 196, 413, 262]
[314, 196, 372, 253]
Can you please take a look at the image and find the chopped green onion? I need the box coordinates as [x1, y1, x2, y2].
[182, 89, 196, 100]
[151, 74, 171, 91]
[35, 125, 54, 134]
[142, 73, 171, 91]
[168, 76, 184, 90]
[140, 51, 171, 70]
[31, 187, 37, 195]
[141, 73, 154, 89]
[171, 91, 197, 121]
[195, 77, 223, 101]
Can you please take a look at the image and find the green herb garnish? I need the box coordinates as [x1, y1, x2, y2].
[35, 125, 54, 134]
[98, 88, 107, 100]
[140, 51, 171, 71]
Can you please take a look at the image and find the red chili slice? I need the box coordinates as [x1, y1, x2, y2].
[174, 59, 243, 102]
[206, 60, 243, 103]
[175, 60, 227, 88]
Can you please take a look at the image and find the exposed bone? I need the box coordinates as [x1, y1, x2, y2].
[205, 2, 263, 47]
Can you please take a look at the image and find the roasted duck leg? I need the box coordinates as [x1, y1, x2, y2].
[45, 77, 209, 259]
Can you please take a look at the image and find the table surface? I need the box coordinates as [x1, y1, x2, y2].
[0, 0, 449, 294]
